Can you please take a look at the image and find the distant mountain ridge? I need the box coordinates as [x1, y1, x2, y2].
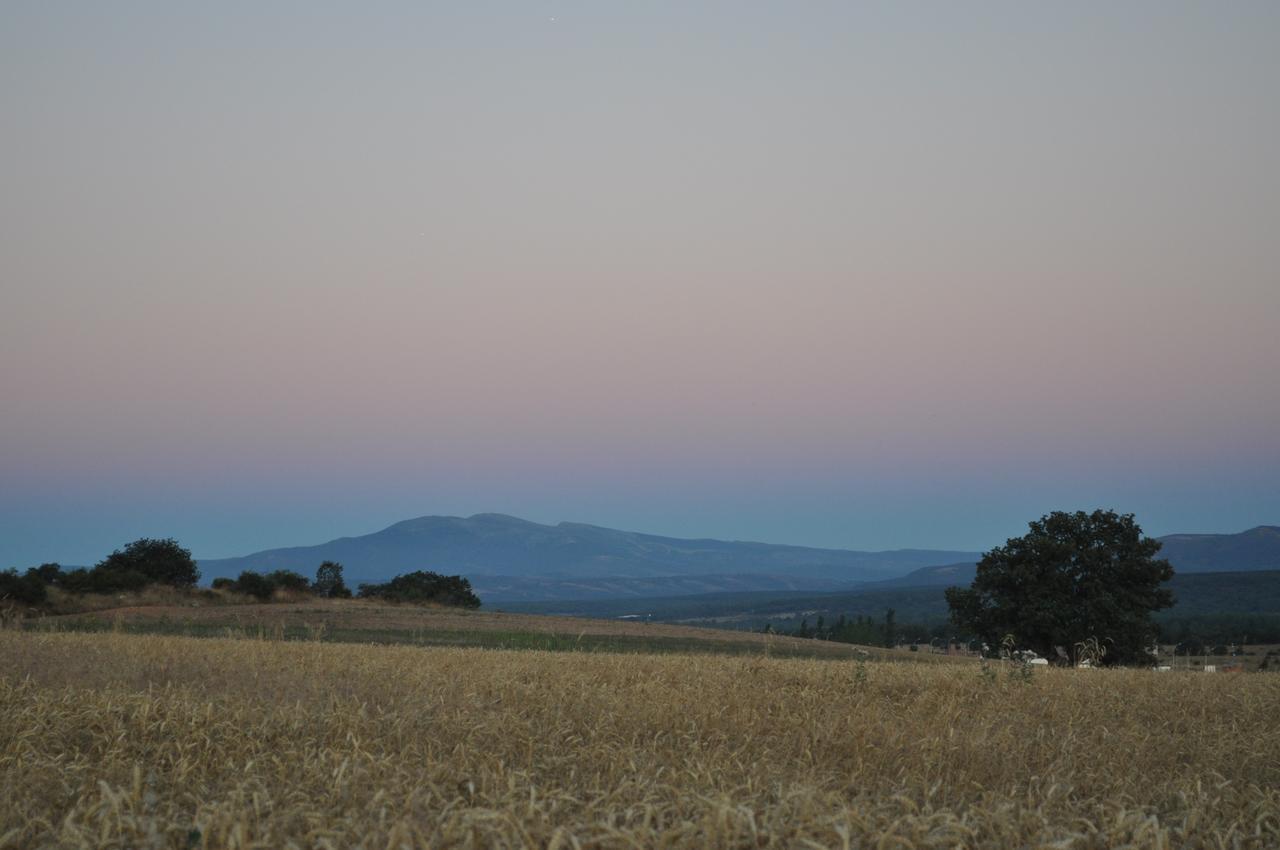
[198, 516, 1280, 602]
[199, 513, 981, 593]
[1157, 526, 1280, 572]
[861, 526, 1280, 590]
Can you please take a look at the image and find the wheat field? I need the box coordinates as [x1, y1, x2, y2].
[2, 630, 1278, 849]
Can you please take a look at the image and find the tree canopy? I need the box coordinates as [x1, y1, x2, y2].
[945, 510, 1174, 666]
[314, 561, 352, 598]
[358, 570, 480, 608]
[0, 568, 48, 606]
[94, 538, 200, 588]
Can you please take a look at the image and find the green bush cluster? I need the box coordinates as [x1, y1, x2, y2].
[357, 570, 480, 608]
[776, 609, 950, 650]
[212, 570, 312, 600]
[0, 568, 49, 606]
[210, 564, 479, 609]
[312, 561, 352, 599]
[209, 562, 351, 601]
[3, 539, 200, 604]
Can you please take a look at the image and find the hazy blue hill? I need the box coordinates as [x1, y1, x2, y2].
[860, 526, 1280, 590]
[199, 516, 1278, 600]
[1159, 569, 1280, 616]
[199, 513, 981, 587]
[1156, 526, 1280, 572]
[866, 561, 978, 588]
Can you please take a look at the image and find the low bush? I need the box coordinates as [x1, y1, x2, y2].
[59, 566, 149, 595]
[358, 570, 480, 608]
[95, 538, 200, 588]
[211, 569, 313, 601]
[232, 571, 276, 601]
[0, 569, 47, 606]
[266, 570, 311, 593]
[314, 561, 352, 599]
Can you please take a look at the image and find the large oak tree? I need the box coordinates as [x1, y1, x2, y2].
[945, 510, 1174, 665]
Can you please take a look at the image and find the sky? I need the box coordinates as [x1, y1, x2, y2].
[2, 2, 1278, 568]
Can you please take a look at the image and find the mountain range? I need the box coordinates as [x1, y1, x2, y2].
[199, 516, 1280, 603]
[861, 525, 1280, 589]
[199, 513, 981, 599]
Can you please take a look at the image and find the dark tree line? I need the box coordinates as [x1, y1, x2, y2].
[1, 538, 199, 605]
[214, 563, 479, 608]
[211, 560, 353, 600]
[3, 546, 481, 611]
[0, 567, 49, 606]
[1156, 614, 1280, 649]
[357, 570, 480, 608]
[213, 569, 315, 599]
[770, 608, 932, 649]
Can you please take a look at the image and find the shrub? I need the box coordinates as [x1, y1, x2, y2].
[212, 570, 314, 601]
[54, 564, 149, 595]
[95, 539, 200, 588]
[266, 570, 311, 593]
[13, 539, 293, 605]
[30, 563, 64, 585]
[22, 540, 200, 599]
[358, 571, 480, 608]
[58, 568, 95, 595]
[87, 566, 149, 594]
[0, 569, 47, 606]
[232, 571, 276, 601]
[314, 561, 351, 599]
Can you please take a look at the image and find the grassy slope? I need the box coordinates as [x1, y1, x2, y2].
[28, 597, 942, 662]
[504, 585, 944, 623]
[504, 569, 1280, 627]
[3, 631, 1278, 848]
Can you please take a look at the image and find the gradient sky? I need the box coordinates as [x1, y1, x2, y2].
[3, 2, 1278, 568]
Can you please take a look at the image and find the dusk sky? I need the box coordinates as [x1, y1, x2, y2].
[3, 2, 1278, 568]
